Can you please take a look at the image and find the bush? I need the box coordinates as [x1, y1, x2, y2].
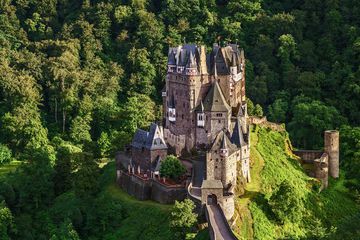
[0, 145, 12, 165]
[159, 155, 186, 181]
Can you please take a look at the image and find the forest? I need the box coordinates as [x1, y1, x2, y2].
[0, 0, 359, 239]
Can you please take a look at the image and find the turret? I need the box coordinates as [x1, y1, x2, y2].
[220, 134, 229, 158]
[167, 50, 176, 73]
[230, 53, 237, 76]
[324, 130, 339, 178]
[185, 51, 198, 75]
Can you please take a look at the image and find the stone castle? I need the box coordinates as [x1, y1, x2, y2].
[162, 44, 250, 220]
[117, 43, 340, 235]
[118, 43, 251, 221]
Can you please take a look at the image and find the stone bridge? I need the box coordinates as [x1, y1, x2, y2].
[187, 160, 238, 240]
[205, 204, 238, 240]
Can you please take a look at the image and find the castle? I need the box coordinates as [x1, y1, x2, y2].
[117, 43, 341, 237]
[118, 43, 251, 220]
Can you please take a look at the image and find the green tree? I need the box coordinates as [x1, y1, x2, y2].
[159, 155, 186, 181]
[170, 199, 198, 240]
[121, 93, 156, 134]
[49, 219, 80, 240]
[269, 181, 304, 224]
[0, 201, 14, 240]
[268, 99, 288, 123]
[0, 145, 12, 165]
[73, 152, 100, 199]
[288, 99, 346, 148]
[97, 132, 111, 157]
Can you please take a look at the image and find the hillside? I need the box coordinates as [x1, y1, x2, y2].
[233, 125, 360, 239]
[0, 125, 358, 239]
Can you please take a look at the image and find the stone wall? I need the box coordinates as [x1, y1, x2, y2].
[117, 171, 152, 200]
[117, 170, 186, 204]
[222, 194, 235, 220]
[164, 128, 186, 155]
[151, 180, 187, 204]
[293, 150, 324, 163]
[248, 116, 285, 132]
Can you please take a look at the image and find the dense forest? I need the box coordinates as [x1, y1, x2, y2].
[0, 0, 359, 239]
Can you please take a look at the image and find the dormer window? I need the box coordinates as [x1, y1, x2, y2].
[197, 112, 205, 127]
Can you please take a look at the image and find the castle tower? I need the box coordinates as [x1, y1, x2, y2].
[324, 130, 339, 178]
[314, 154, 329, 189]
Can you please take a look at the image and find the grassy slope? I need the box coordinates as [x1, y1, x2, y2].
[234, 125, 360, 239]
[98, 161, 173, 240]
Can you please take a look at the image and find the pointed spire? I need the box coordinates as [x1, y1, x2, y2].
[221, 131, 228, 150]
[168, 50, 176, 65]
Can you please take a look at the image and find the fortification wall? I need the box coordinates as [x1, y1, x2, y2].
[151, 180, 187, 204]
[117, 170, 186, 204]
[248, 116, 285, 132]
[293, 150, 324, 163]
[222, 194, 235, 220]
[164, 128, 186, 155]
[118, 172, 152, 200]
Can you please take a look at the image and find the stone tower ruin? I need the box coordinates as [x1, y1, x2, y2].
[324, 130, 339, 178]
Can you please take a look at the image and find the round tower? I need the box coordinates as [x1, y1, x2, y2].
[324, 130, 339, 178]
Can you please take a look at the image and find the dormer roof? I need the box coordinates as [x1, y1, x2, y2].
[131, 123, 168, 151]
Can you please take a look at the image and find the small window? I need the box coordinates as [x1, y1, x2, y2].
[218, 120, 221, 123]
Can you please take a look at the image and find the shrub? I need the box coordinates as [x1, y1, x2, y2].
[160, 155, 186, 181]
[0, 145, 12, 165]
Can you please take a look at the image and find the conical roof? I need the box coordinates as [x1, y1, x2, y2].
[168, 50, 176, 65]
[202, 81, 231, 112]
[186, 51, 197, 68]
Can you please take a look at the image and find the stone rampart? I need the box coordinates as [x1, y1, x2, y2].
[118, 171, 152, 200]
[117, 170, 186, 204]
[151, 180, 187, 204]
[293, 150, 324, 163]
[248, 116, 285, 132]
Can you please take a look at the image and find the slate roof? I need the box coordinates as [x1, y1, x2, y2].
[169, 44, 200, 67]
[131, 123, 167, 150]
[194, 100, 204, 112]
[202, 81, 231, 112]
[231, 119, 247, 147]
[201, 179, 223, 189]
[152, 155, 163, 172]
[209, 44, 243, 75]
[210, 130, 238, 155]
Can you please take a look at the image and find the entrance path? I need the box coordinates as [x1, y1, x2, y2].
[206, 204, 238, 240]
